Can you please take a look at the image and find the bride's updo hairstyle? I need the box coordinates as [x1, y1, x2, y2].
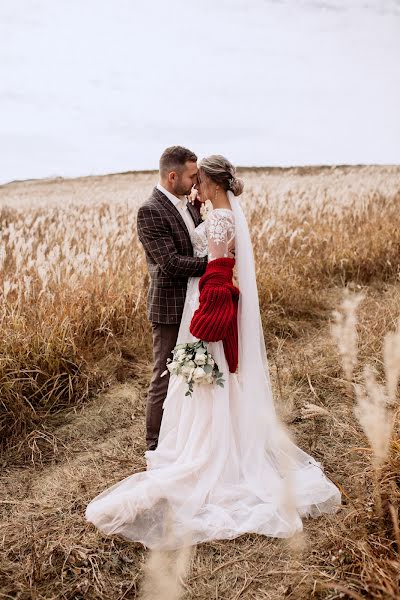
[199, 155, 244, 197]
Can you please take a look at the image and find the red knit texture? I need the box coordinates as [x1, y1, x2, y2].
[190, 257, 239, 372]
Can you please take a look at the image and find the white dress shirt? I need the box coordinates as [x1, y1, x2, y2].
[156, 183, 195, 233]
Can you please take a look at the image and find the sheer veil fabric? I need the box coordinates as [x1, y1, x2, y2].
[85, 191, 341, 549]
[229, 190, 340, 510]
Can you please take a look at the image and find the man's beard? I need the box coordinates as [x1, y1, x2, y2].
[173, 180, 192, 197]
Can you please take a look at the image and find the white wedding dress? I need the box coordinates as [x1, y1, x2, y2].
[85, 195, 341, 550]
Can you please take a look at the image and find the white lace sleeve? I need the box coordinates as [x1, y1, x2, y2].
[206, 210, 235, 262]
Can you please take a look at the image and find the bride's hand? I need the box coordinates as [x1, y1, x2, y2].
[187, 185, 200, 204]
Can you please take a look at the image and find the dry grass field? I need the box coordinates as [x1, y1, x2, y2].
[1, 165, 400, 599]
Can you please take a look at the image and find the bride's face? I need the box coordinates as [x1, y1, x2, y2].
[197, 169, 216, 203]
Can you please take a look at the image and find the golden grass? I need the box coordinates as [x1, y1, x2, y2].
[1, 165, 400, 598]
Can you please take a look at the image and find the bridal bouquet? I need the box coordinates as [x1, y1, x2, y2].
[161, 340, 224, 397]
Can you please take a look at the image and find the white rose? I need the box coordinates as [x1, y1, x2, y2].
[207, 357, 214, 366]
[206, 373, 214, 384]
[194, 352, 206, 365]
[192, 367, 205, 382]
[175, 349, 186, 361]
[187, 360, 195, 368]
[181, 364, 194, 376]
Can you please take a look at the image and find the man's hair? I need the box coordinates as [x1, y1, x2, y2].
[159, 146, 197, 177]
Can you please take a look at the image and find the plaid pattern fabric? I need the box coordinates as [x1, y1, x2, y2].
[137, 187, 208, 324]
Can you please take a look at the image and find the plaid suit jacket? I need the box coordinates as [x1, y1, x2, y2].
[137, 186, 208, 324]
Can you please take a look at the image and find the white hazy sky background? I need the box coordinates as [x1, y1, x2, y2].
[0, 0, 399, 184]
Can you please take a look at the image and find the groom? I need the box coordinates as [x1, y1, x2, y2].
[137, 146, 207, 451]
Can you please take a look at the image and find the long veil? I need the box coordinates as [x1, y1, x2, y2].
[229, 191, 286, 460]
[229, 190, 340, 516]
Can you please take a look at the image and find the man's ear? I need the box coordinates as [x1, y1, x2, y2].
[168, 171, 176, 184]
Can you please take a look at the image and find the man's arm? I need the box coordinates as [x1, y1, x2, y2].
[137, 205, 207, 278]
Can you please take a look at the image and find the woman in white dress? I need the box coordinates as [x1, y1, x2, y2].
[85, 155, 341, 550]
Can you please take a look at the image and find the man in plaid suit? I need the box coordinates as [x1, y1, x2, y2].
[137, 146, 207, 451]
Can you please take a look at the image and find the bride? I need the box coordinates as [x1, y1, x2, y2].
[85, 155, 341, 549]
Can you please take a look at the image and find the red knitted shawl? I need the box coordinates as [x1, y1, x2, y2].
[189, 257, 239, 372]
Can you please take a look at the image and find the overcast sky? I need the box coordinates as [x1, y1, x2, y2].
[0, 0, 399, 184]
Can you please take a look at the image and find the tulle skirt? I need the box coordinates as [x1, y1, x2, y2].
[85, 277, 341, 549]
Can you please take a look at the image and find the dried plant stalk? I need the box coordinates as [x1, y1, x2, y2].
[353, 366, 394, 516]
[331, 291, 364, 387]
[354, 365, 393, 470]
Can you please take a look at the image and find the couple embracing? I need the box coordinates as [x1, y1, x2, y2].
[85, 146, 341, 549]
